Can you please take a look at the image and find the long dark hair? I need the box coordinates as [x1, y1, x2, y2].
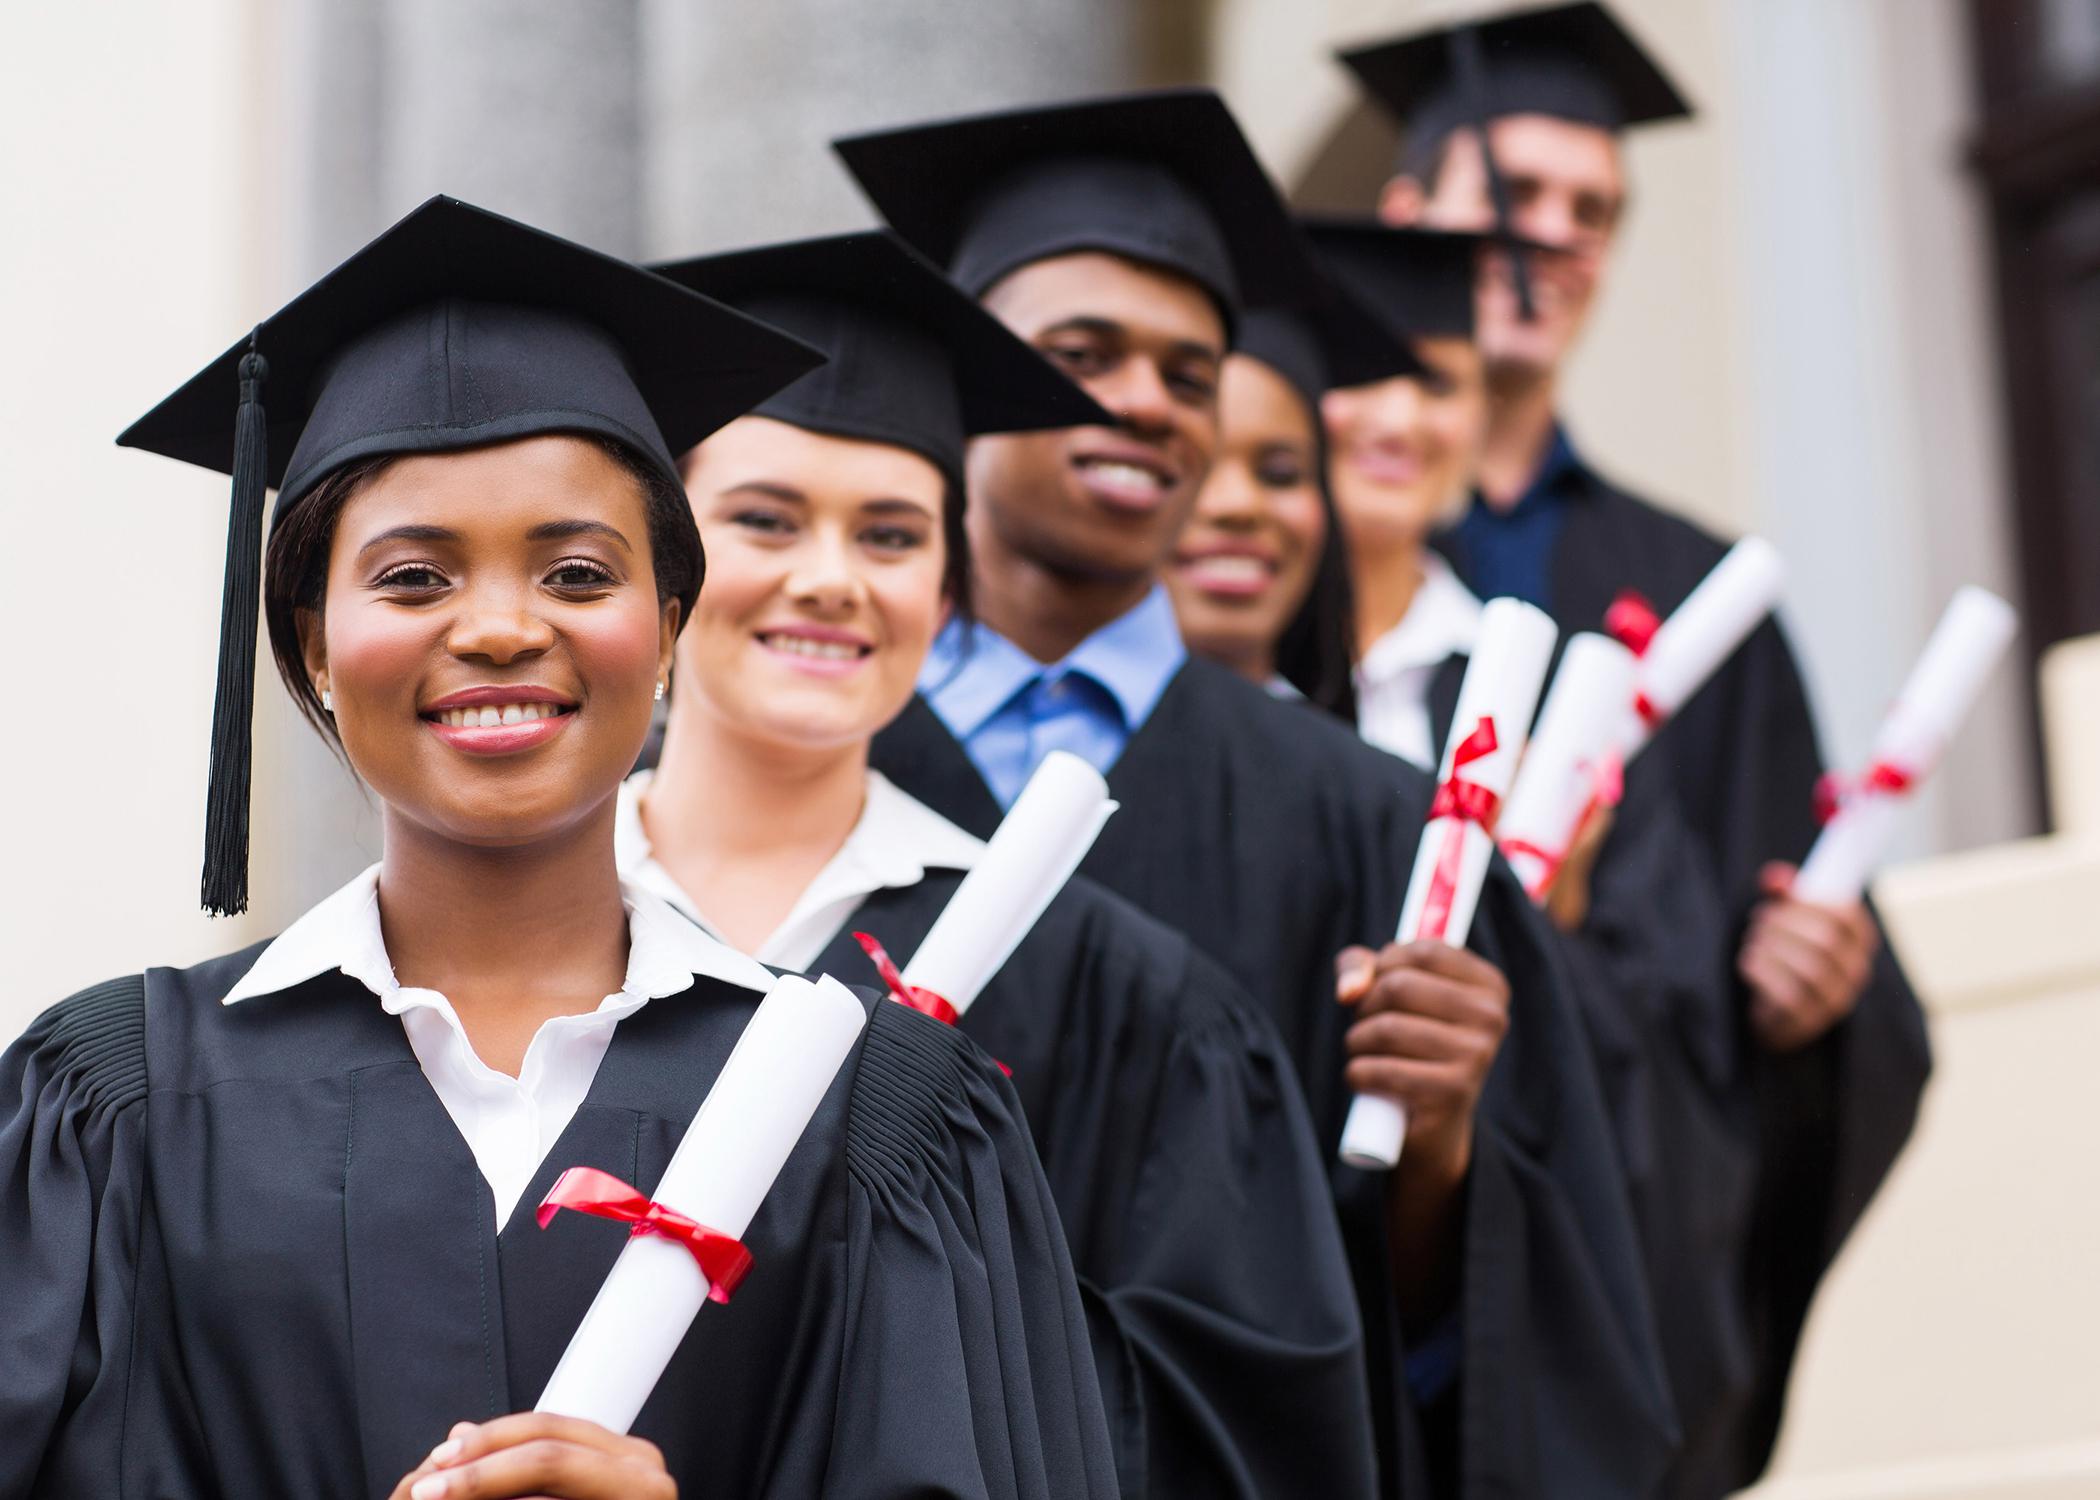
[1272, 414, 1360, 723]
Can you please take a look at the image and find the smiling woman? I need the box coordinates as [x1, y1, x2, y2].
[0, 198, 1125, 1500]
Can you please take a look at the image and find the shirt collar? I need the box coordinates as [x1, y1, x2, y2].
[618, 768, 984, 892]
[920, 584, 1187, 738]
[221, 862, 776, 1007]
[1358, 554, 1483, 686]
[1512, 423, 1587, 512]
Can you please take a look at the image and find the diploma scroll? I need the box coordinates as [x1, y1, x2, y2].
[1792, 586, 2015, 903]
[1497, 633, 1638, 903]
[1339, 598, 1559, 1171]
[535, 973, 868, 1432]
[1614, 537, 1786, 763]
[897, 750, 1118, 1015]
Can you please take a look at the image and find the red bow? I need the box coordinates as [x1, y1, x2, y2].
[1420, 719, 1502, 940]
[1813, 760, 1916, 825]
[852, 931, 960, 1026]
[1605, 590, 1662, 657]
[536, 1166, 753, 1304]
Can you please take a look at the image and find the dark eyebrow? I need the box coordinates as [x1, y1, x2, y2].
[355, 523, 459, 559]
[1040, 316, 1125, 341]
[721, 480, 807, 505]
[526, 519, 634, 552]
[1169, 339, 1224, 367]
[862, 497, 938, 520]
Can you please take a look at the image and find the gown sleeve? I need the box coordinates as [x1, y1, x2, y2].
[814, 997, 1121, 1500]
[1434, 866, 1683, 1498]
[1074, 951, 1378, 1500]
[0, 976, 152, 1500]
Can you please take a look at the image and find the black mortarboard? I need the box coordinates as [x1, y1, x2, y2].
[1300, 218, 1507, 344]
[118, 195, 824, 916]
[1338, 4, 1691, 324]
[831, 88, 1318, 327]
[1235, 271, 1426, 414]
[1338, 2, 1693, 150]
[651, 230, 1110, 488]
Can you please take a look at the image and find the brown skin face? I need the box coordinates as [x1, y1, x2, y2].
[1379, 115, 1626, 382]
[968, 251, 1226, 589]
[298, 435, 677, 856]
[1167, 355, 1328, 683]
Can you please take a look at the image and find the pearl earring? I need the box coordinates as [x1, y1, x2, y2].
[321, 689, 334, 712]
[653, 681, 666, 702]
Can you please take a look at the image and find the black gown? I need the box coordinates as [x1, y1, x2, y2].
[873, 657, 1679, 1499]
[812, 871, 1379, 1500]
[1, 949, 1120, 1499]
[1440, 464, 1933, 1494]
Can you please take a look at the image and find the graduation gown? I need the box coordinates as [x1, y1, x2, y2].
[2, 949, 1120, 1499]
[874, 657, 1679, 1498]
[1441, 462, 1933, 1493]
[813, 872, 1379, 1500]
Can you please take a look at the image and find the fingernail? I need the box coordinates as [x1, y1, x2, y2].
[428, 1439, 462, 1465]
[449, 1422, 476, 1439]
[411, 1477, 448, 1500]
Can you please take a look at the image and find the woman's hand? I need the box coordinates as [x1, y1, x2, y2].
[388, 1415, 676, 1500]
[1542, 803, 1614, 933]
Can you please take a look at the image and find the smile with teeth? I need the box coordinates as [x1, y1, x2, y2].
[758, 632, 869, 661]
[1075, 456, 1172, 498]
[1184, 554, 1275, 585]
[427, 702, 572, 728]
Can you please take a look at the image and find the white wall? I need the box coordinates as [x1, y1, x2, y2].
[1, 0, 275, 1031]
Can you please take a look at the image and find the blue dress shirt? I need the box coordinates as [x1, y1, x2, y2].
[918, 585, 1188, 808]
[1445, 424, 1585, 613]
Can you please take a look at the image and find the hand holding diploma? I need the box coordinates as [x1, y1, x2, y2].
[1338, 598, 1558, 1171]
[1743, 586, 2015, 1052]
[532, 973, 868, 1434]
[1497, 632, 1638, 909]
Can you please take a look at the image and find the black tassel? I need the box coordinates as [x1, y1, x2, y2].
[1452, 26, 1537, 323]
[200, 337, 270, 916]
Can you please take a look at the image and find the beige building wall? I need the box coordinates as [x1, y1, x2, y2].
[1, 0, 278, 1019]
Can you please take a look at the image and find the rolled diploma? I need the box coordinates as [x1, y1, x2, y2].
[898, 750, 1117, 1014]
[1339, 597, 1558, 1171]
[1497, 632, 1639, 903]
[1615, 537, 1786, 763]
[1793, 586, 2016, 903]
[535, 972, 868, 1432]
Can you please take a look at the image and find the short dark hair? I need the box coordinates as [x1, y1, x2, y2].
[262, 436, 702, 750]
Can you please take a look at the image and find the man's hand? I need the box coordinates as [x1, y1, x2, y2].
[1543, 803, 1615, 933]
[1738, 862, 1880, 1053]
[389, 1415, 675, 1500]
[1336, 940, 1512, 1187]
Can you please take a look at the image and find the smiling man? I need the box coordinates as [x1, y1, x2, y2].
[1340, 6, 1932, 1494]
[841, 89, 1678, 1499]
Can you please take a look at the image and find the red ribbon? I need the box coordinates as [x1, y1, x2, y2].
[1499, 754, 1624, 903]
[852, 931, 960, 1026]
[1605, 589, 1662, 658]
[853, 931, 1010, 1075]
[536, 1166, 753, 1304]
[1813, 760, 1916, 825]
[1419, 719, 1502, 940]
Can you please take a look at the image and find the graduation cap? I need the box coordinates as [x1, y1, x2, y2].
[1337, 1, 1693, 148]
[651, 229, 1112, 488]
[1299, 217, 1516, 344]
[117, 194, 825, 917]
[1338, 3, 1692, 323]
[831, 88, 1318, 328]
[1235, 272, 1426, 414]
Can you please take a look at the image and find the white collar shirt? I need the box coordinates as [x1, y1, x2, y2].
[1355, 553, 1485, 770]
[616, 769, 986, 971]
[221, 864, 775, 1229]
